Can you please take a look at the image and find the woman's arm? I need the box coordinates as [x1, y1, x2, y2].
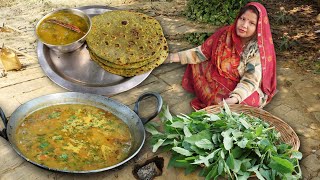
[228, 47, 262, 104]
[164, 46, 208, 64]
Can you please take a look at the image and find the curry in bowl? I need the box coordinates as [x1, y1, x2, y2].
[36, 11, 89, 45]
[15, 104, 132, 171]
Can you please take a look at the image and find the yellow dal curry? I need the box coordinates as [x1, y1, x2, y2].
[36, 12, 89, 45]
[15, 104, 132, 171]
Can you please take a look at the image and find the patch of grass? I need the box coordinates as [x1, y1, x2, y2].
[297, 56, 320, 74]
[272, 9, 292, 24]
[276, 34, 298, 51]
[313, 59, 320, 74]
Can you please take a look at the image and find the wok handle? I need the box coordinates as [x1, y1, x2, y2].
[134, 92, 163, 124]
[0, 107, 8, 140]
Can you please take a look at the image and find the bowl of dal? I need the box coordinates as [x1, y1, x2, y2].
[36, 8, 91, 53]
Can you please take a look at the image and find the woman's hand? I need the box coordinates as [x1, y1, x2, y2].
[222, 97, 239, 105]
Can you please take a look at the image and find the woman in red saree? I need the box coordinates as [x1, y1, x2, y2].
[167, 2, 277, 110]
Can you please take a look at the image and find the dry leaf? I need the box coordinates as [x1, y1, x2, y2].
[0, 27, 12, 32]
[0, 47, 22, 71]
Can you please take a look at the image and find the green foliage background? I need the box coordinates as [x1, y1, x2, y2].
[184, 0, 256, 25]
[184, 0, 258, 45]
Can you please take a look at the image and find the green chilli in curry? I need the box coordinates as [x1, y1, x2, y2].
[15, 104, 132, 171]
[37, 11, 89, 45]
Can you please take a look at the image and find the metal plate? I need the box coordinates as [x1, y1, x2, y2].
[37, 6, 152, 96]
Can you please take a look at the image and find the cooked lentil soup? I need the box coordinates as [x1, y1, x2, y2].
[37, 11, 89, 45]
[15, 104, 132, 171]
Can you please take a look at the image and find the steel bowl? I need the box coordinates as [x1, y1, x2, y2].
[35, 8, 92, 53]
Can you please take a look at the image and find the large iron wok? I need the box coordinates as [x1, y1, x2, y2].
[0, 92, 162, 173]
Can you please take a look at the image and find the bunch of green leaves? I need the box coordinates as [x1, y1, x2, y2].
[185, 32, 213, 45]
[184, 0, 255, 26]
[146, 102, 302, 180]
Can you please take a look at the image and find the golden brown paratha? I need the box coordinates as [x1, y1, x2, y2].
[86, 10, 168, 66]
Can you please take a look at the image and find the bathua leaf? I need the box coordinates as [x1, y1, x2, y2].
[170, 121, 185, 129]
[255, 125, 263, 136]
[145, 123, 162, 135]
[220, 150, 225, 159]
[177, 114, 192, 124]
[237, 138, 248, 148]
[226, 153, 242, 173]
[254, 148, 262, 157]
[212, 134, 219, 144]
[168, 153, 194, 168]
[221, 129, 233, 150]
[238, 174, 250, 180]
[207, 113, 220, 121]
[231, 130, 243, 139]
[152, 139, 166, 152]
[183, 126, 192, 137]
[222, 99, 232, 116]
[205, 164, 219, 180]
[218, 159, 224, 175]
[188, 110, 208, 119]
[161, 139, 175, 146]
[199, 164, 214, 177]
[233, 159, 242, 173]
[239, 118, 251, 129]
[226, 153, 235, 170]
[172, 147, 193, 156]
[190, 145, 207, 156]
[259, 168, 272, 180]
[259, 139, 271, 149]
[253, 169, 265, 180]
[291, 151, 302, 160]
[276, 143, 291, 154]
[268, 156, 294, 174]
[191, 148, 220, 167]
[167, 134, 180, 139]
[240, 159, 253, 172]
[185, 130, 212, 145]
[195, 139, 214, 150]
[160, 105, 173, 122]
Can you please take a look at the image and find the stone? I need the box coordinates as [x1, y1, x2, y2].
[301, 154, 320, 172]
[136, 162, 161, 180]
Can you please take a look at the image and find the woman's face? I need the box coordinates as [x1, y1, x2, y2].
[236, 10, 258, 43]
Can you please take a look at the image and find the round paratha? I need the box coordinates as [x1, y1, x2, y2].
[87, 36, 167, 69]
[86, 10, 168, 66]
[89, 48, 167, 77]
[88, 49, 154, 69]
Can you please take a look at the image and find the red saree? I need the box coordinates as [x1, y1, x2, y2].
[182, 2, 277, 110]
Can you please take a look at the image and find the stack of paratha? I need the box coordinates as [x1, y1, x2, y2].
[86, 10, 168, 77]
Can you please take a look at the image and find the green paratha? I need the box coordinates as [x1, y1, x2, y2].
[87, 36, 167, 69]
[86, 10, 168, 66]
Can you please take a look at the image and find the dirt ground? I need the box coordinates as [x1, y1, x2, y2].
[262, 0, 319, 74]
